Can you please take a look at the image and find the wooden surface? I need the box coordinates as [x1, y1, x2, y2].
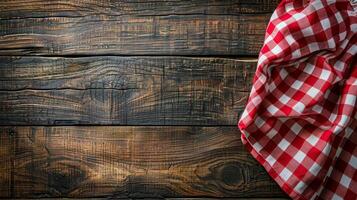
[0, 0, 279, 56]
[0, 0, 288, 199]
[0, 15, 269, 56]
[0, 56, 254, 125]
[0, 0, 280, 18]
[0, 126, 285, 198]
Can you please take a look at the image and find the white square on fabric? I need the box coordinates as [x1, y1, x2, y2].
[338, 115, 349, 127]
[351, 24, 357, 33]
[291, 123, 303, 134]
[276, 21, 288, 30]
[267, 104, 279, 115]
[253, 142, 263, 152]
[335, 12, 343, 23]
[340, 174, 352, 188]
[240, 109, 249, 119]
[265, 35, 274, 44]
[304, 63, 315, 74]
[271, 44, 283, 55]
[285, 2, 295, 12]
[329, 113, 337, 122]
[334, 60, 345, 71]
[327, 37, 336, 48]
[307, 87, 320, 97]
[292, 49, 301, 58]
[255, 116, 265, 128]
[345, 127, 354, 138]
[320, 18, 331, 30]
[270, 11, 279, 21]
[285, 34, 295, 45]
[294, 181, 307, 194]
[268, 81, 277, 92]
[350, 155, 357, 168]
[322, 143, 332, 155]
[293, 102, 305, 113]
[266, 155, 277, 166]
[339, 31, 347, 42]
[292, 80, 303, 90]
[252, 96, 262, 106]
[292, 13, 306, 21]
[302, 26, 314, 37]
[280, 68, 288, 79]
[267, 129, 278, 139]
[306, 134, 319, 146]
[320, 69, 331, 81]
[312, 1, 324, 10]
[278, 139, 290, 151]
[258, 54, 268, 66]
[309, 162, 322, 176]
[258, 74, 267, 83]
[279, 94, 290, 104]
[345, 94, 356, 106]
[312, 104, 323, 113]
[294, 150, 306, 163]
[280, 168, 293, 181]
[347, 44, 357, 56]
[332, 194, 343, 200]
[308, 42, 319, 52]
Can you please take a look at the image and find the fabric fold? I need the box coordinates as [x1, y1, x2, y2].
[238, 0, 356, 199]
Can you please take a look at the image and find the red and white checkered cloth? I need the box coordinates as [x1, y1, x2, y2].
[238, 0, 357, 199]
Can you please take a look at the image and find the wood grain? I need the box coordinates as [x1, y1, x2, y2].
[10, 198, 291, 200]
[0, 0, 280, 19]
[0, 56, 256, 125]
[168, 198, 290, 200]
[0, 126, 286, 198]
[0, 0, 279, 56]
[0, 129, 12, 197]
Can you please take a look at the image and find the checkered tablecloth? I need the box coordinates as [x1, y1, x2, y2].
[238, 0, 356, 199]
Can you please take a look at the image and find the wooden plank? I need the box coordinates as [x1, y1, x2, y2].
[0, 126, 286, 198]
[0, 0, 279, 56]
[0, 56, 256, 91]
[0, 128, 13, 197]
[0, 0, 280, 19]
[0, 56, 256, 125]
[9, 198, 291, 200]
[0, 14, 271, 56]
[168, 198, 290, 200]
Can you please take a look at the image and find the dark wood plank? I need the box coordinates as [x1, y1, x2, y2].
[0, 0, 279, 56]
[0, 56, 256, 125]
[167, 198, 290, 200]
[0, 14, 271, 56]
[167, 199, 290, 200]
[0, 126, 286, 198]
[0, 129, 12, 197]
[0, 0, 280, 19]
[10, 198, 291, 200]
[0, 56, 256, 91]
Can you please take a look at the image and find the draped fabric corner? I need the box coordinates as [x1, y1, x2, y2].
[238, 0, 356, 199]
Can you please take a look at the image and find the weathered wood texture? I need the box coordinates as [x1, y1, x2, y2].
[0, 0, 280, 18]
[4, 197, 289, 200]
[168, 198, 290, 200]
[0, 0, 280, 56]
[0, 56, 256, 125]
[0, 1, 286, 199]
[0, 126, 286, 198]
[9, 198, 291, 200]
[167, 199, 290, 200]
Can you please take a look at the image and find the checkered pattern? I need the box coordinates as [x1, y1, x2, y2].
[238, 0, 357, 200]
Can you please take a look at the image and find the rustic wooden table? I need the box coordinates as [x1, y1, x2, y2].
[0, 0, 289, 199]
